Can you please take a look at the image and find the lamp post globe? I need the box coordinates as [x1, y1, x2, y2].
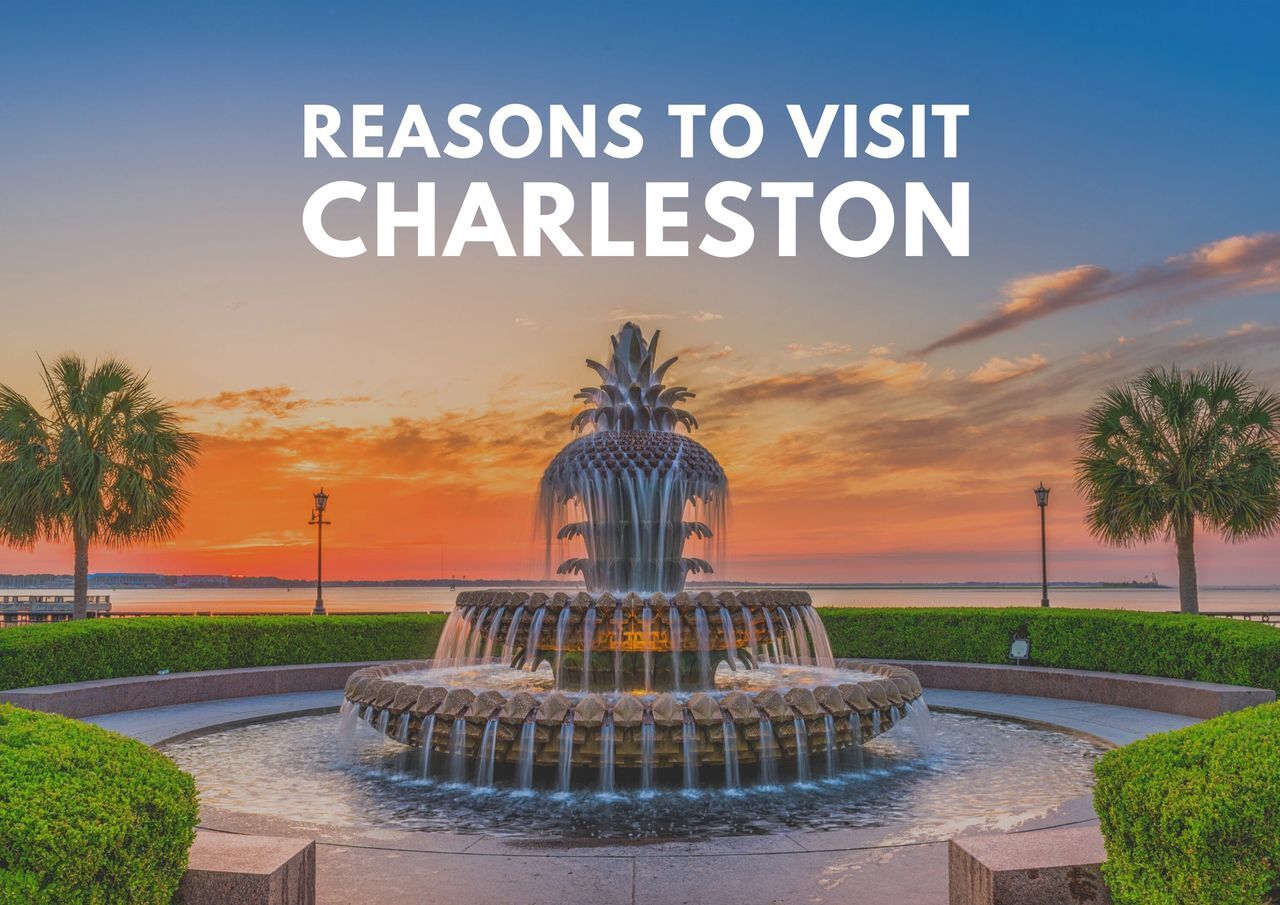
[310, 488, 331, 616]
[1034, 483, 1050, 607]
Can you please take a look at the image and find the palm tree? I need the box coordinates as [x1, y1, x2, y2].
[1075, 365, 1280, 614]
[0, 356, 199, 619]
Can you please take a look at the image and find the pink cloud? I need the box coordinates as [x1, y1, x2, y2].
[922, 232, 1280, 353]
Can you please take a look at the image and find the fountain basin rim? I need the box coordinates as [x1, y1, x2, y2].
[453, 589, 815, 611]
[343, 659, 923, 768]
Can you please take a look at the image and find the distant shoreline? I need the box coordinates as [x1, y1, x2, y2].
[0, 574, 1208, 592]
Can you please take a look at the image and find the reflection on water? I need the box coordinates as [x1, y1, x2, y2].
[390, 661, 883, 697]
[162, 710, 1105, 840]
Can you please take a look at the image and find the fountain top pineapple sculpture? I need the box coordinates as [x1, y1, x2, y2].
[539, 323, 727, 595]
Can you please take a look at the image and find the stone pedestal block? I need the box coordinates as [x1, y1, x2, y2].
[949, 825, 1110, 905]
[177, 830, 315, 905]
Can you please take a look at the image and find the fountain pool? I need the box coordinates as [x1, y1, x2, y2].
[162, 708, 1105, 840]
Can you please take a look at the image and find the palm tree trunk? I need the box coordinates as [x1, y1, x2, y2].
[73, 531, 89, 620]
[1175, 520, 1199, 615]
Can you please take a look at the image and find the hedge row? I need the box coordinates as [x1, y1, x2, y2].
[0, 614, 447, 691]
[1094, 701, 1280, 904]
[0, 705, 199, 904]
[817, 606, 1280, 690]
[6, 607, 1280, 692]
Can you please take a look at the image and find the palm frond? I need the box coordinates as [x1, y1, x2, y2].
[1075, 364, 1280, 547]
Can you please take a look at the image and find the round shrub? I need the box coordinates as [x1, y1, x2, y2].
[1094, 702, 1280, 904]
[0, 705, 198, 904]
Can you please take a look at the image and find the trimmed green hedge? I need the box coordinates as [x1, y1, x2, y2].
[0, 705, 199, 903]
[0, 614, 447, 691]
[1094, 701, 1280, 904]
[818, 606, 1280, 690]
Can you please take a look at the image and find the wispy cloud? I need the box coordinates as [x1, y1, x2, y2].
[786, 341, 854, 359]
[180, 386, 371, 418]
[607, 309, 725, 324]
[967, 353, 1049, 384]
[922, 232, 1280, 353]
[677, 344, 735, 361]
[715, 356, 929, 407]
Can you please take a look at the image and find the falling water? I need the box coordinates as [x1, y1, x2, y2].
[757, 717, 779, 785]
[396, 712, 411, 744]
[789, 607, 812, 662]
[722, 716, 741, 789]
[718, 607, 738, 670]
[763, 609, 781, 664]
[612, 605, 624, 691]
[503, 606, 525, 666]
[642, 605, 654, 690]
[823, 714, 836, 777]
[337, 701, 359, 746]
[442, 608, 473, 665]
[526, 607, 548, 672]
[743, 613, 759, 661]
[599, 718, 616, 793]
[481, 607, 505, 662]
[516, 719, 537, 790]
[434, 611, 465, 666]
[465, 607, 490, 662]
[376, 710, 390, 735]
[554, 607, 573, 686]
[693, 608, 712, 687]
[557, 718, 575, 792]
[448, 718, 468, 783]
[778, 608, 799, 664]
[475, 718, 499, 787]
[847, 715, 864, 771]
[793, 717, 811, 782]
[420, 715, 437, 779]
[682, 718, 699, 791]
[580, 608, 597, 693]
[640, 721, 655, 792]
[800, 607, 835, 667]
[872, 710, 882, 736]
[904, 699, 936, 755]
[668, 606, 683, 692]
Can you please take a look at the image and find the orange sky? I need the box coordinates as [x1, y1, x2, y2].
[3, 305, 1278, 585]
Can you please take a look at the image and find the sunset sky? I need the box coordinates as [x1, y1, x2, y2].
[2, 4, 1278, 584]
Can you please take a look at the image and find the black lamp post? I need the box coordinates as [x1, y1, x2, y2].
[1034, 482, 1050, 607]
[310, 488, 330, 616]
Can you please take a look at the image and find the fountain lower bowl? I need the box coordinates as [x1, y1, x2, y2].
[343, 659, 922, 774]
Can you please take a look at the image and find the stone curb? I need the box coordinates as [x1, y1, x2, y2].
[879, 659, 1274, 719]
[0, 661, 384, 718]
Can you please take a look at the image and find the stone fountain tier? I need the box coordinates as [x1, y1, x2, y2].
[454, 588, 816, 612]
[342, 660, 922, 770]
[440, 589, 834, 691]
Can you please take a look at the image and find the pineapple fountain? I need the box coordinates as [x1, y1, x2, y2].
[341, 323, 925, 791]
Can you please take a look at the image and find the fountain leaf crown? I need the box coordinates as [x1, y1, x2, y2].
[571, 322, 698, 434]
